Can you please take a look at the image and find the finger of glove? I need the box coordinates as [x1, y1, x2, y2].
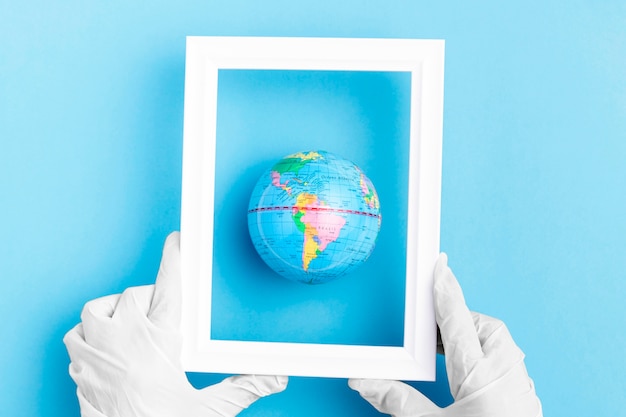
[199, 375, 288, 416]
[75, 388, 110, 417]
[64, 323, 126, 380]
[113, 284, 185, 370]
[111, 285, 155, 322]
[434, 254, 484, 398]
[450, 360, 542, 417]
[78, 285, 171, 367]
[79, 294, 121, 348]
[472, 312, 523, 359]
[348, 379, 441, 417]
[63, 323, 89, 365]
[434, 254, 483, 360]
[461, 311, 527, 398]
[148, 231, 182, 330]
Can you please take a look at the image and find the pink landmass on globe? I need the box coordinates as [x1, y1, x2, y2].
[293, 193, 346, 271]
[301, 210, 346, 252]
[271, 171, 291, 194]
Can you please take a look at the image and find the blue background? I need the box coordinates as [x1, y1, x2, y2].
[211, 70, 409, 346]
[1, 1, 625, 416]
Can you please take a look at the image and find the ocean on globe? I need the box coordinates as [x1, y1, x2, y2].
[247, 150, 382, 284]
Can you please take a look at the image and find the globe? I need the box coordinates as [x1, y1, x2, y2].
[247, 150, 382, 284]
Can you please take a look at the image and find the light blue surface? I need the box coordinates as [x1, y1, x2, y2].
[1, 1, 625, 416]
[212, 70, 408, 346]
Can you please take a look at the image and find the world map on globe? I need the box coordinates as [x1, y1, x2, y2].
[247, 150, 382, 284]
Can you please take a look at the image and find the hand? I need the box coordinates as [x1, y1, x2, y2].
[63, 232, 288, 417]
[348, 254, 542, 417]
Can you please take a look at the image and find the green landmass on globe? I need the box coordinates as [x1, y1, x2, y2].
[247, 150, 382, 284]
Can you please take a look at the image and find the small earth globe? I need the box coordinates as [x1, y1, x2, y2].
[247, 150, 382, 284]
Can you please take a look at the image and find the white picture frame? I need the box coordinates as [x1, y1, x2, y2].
[180, 36, 444, 380]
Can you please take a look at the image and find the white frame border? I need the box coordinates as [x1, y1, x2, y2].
[180, 36, 444, 381]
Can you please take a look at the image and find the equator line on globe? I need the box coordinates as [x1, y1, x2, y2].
[247, 150, 382, 284]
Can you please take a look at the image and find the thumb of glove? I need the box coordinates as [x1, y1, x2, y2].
[349, 379, 442, 417]
[196, 375, 288, 416]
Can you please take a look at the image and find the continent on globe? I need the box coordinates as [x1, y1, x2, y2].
[293, 192, 347, 272]
[247, 150, 381, 284]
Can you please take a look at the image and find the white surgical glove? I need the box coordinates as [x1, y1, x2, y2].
[63, 232, 288, 417]
[349, 253, 542, 417]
